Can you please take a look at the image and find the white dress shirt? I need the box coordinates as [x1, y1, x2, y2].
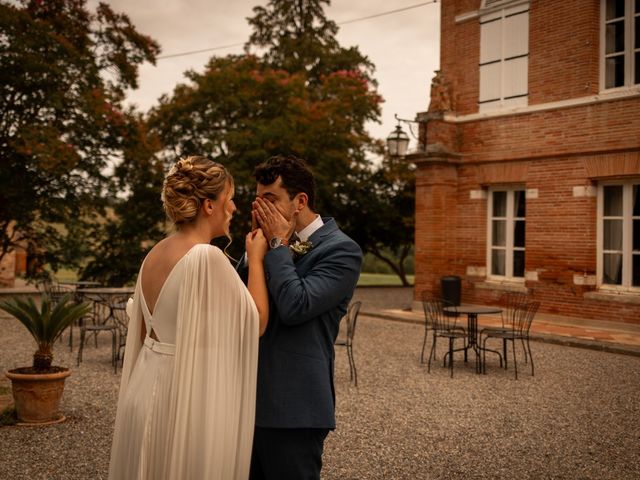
[296, 215, 323, 242]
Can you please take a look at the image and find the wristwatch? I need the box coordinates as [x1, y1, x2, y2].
[269, 237, 285, 249]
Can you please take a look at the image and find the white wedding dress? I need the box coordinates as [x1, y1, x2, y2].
[108, 244, 259, 480]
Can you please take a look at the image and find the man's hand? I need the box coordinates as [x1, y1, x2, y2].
[252, 197, 296, 243]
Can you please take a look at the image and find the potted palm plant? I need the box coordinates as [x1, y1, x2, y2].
[1, 293, 90, 424]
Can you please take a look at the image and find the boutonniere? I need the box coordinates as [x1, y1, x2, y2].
[290, 240, 313, 258]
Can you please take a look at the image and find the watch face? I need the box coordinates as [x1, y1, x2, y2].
[269, 237, 281, 249]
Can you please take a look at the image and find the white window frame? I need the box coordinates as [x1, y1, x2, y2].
[487, 187, 526, 282]
[597, 179, 640, 291]
[478, 2, 530, 112]
[600, 0, 639, 91]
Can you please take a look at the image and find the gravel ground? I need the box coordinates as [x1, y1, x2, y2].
[1, 287, 639, 479]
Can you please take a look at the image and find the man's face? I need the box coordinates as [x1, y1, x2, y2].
[255, 176, 296, 221]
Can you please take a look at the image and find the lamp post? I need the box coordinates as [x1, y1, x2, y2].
[386, 114, 418, 158]
[386, 123, 410, 157]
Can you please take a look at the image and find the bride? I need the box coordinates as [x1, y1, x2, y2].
[108, 156, 268, 479]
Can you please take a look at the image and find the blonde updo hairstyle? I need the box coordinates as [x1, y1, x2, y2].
[162, 156, 233, 234]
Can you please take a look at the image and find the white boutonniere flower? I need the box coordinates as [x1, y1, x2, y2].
[290, 240, 313, 258]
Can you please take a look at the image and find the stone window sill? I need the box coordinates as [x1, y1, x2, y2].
[475, 280, 528, 293]
[584, 291, 640, 305]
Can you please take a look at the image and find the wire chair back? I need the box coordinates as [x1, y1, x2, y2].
[424, 296, 460, 333]
[499, 292, 529, 328]
[513, 301, 540, 337]
[46, 283, 75, 304]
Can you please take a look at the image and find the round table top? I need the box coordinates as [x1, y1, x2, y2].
[76, 287, 134, 295]
[58, 281, 101, 287]
[445, 305, 502, 315]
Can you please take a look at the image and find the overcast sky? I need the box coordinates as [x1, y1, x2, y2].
[94, 0, 441, 153]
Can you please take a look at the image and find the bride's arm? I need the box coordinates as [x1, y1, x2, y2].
[246, 228, 269, 336]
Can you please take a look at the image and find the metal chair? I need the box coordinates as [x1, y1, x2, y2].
[424, 296, 467, 378]
[421, 291, 463, 362]
[335, 301, 362, 386]
[77, 296, 117, 367]
[420, 291, 435, 364]
[481, 301, 540, 379]
[479, 291, 530, 368]
[111, 296, 130, 374]
[45, 283, 77, 350]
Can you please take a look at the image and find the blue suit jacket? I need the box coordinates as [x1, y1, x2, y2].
[245, 217, 362, 429]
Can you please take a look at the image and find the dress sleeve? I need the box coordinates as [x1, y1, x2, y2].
[166, 244, 259, 479]
[110, 270, 145, 459]
[114, 272, 144, 402]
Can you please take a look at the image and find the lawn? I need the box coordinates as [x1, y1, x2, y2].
[357, 273, 413, 286]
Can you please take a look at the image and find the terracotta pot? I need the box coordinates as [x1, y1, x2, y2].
[5, 367, 71, 424]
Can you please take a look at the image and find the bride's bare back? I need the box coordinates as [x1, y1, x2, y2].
[141, 236, 197, 315]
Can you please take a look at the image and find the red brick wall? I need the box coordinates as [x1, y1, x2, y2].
[458, 97, 640, 161]
[415, 149, 640, 324]
[529, 0, 600, 103]
[441, 1, 602, 113]
[441, 0, 481, 115]
[414, 1, 640, 324]
[415, 161, 460, 294]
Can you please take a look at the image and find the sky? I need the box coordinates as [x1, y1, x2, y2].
[94, 0, 441, 154]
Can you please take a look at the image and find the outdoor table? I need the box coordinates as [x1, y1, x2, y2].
[58, 281, 101, 288]
[76, 287, 135, 324]
[444, 304, 502, 373]
[75, 287, 134, 366]
[58, 281, 102, 304]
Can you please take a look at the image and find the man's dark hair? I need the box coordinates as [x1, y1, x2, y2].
[254, 155, 316, 210]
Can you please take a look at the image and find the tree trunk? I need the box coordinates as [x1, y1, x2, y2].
[370, 245, 411, 286]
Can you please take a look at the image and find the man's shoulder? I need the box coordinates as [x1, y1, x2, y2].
[318, 221, 362, 257]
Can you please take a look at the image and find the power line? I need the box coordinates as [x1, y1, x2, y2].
[158, 42, 245, 60]
[156, 1, 439, 60]
[339, 1, 438, 25]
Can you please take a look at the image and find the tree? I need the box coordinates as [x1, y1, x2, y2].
[149, 0, 383, 259]
[333, 157, 415, 286]
[246, 0, 375, 85]
[0, 0, 159, 277]
[80, 112, 166, 285]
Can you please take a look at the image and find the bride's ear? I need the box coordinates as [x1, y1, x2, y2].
[202, 198, 215, 216]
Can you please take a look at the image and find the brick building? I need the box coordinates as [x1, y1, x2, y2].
[410, 0, 640, 323]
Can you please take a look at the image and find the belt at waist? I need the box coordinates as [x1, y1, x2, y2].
[143, 336, 175, 356]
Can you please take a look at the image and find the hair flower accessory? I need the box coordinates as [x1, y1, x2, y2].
[290, 239, 313, 258]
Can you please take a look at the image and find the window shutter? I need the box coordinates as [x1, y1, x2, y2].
[480, 19, 502, 64]
[480, 62, 502, 103]
[504, 11, 529, 58]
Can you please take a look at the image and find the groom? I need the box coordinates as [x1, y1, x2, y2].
[248, 155, 362, 480]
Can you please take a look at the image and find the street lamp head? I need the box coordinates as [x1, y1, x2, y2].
[386, 123, 410, 157]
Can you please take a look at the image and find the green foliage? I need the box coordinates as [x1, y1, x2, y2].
[2, 0, 415, 287]
[246, 0, 376, 85]
[0, 406, 17, 426]
[80, 114, 166, 285]
[149, 0, 383, 259]
[0, 294, 91, 370]
[334, 156, 415, 285]
[0, 0, 159, 276]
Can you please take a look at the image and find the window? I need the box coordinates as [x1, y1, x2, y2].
[601, 0, 640, 89]
[488, 189, 526, 280]
[598, 180, 640, 289]
[479, 2, 529, 112]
